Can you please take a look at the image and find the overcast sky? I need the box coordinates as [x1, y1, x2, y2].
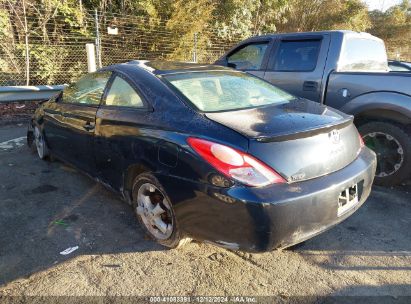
[363, 0, 403, 11]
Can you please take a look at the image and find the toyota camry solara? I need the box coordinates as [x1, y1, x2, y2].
[28, 61, 376, 252]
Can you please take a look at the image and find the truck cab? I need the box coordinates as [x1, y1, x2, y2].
[216, 31, 411, 186]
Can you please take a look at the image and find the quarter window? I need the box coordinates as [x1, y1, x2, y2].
[64, 72, 111, 105]
[273, 40, 321, 71]
[105, 76, 144, 108]
[227, 42, 268, 70]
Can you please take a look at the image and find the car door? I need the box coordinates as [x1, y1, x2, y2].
[217, 39, 273, 79]
[42, 93, 69, 156]
[95, 72, 151, 191]
[47, 71, 111, 174]
[264, 34, 330, 102]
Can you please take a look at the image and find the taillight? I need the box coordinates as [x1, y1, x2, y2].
[359, 134, 365, 148]
[187, 137, 286, 187]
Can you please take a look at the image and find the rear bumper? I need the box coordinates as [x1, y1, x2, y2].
[157, 147, 376, 252]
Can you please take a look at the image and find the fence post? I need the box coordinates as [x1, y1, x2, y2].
[86, 43, 97, 72]
[193, 32, 198, 63]
[22, 0, 30, 85]
[94, 9, 102, 68]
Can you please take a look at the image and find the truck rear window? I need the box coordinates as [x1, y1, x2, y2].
[338, 36, 388, 72]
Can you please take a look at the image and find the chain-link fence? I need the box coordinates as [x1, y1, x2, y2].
[387, 45, 411, 62]
[0, 9, 244, 86]
[1, 7, 410, 87]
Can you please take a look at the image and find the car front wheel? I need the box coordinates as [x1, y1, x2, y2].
[358, 121, 411, 186]
[34, 126, 50, 160]
[132, 173, 191, 248]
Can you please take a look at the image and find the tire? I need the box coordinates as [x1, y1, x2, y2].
[132, 173, 191, 248]
[358, 121, 411, 186]
[33, 126, 50, 160]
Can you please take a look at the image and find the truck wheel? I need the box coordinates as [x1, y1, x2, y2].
[358, 121, 411, 186]
[132, 173, 191, 248]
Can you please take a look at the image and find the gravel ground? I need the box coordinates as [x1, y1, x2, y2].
[0, 125, 410, 300]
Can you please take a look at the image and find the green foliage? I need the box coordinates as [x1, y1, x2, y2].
[0, 0, 410, 85]
[274, 0, 370, 32]
[368, 0, 411, 60]
[29, 45, 69, 84]
[0, 9, 10, 38]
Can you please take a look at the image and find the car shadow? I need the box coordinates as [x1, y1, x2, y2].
[0, 148, 165, 286]
[289, 184, 411, 272]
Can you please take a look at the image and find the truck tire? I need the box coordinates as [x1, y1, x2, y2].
[132, 173, 191, 249]
[358, 121, 411, 186]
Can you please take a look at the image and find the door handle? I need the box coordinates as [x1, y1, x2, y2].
[303, 81, 318, 92]
[83, 122, 95, 131]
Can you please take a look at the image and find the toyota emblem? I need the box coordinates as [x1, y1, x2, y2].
[329, 129, 341, 144]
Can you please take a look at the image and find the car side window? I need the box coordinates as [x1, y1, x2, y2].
[64, 71, 111, 105]
[105, 76, 144, 108]
[272, 40, 321, 71]
[227, 42, 268, 70]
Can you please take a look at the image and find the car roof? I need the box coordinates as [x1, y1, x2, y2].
[245, 30, 364, 40]
[111, 60, 234, 75]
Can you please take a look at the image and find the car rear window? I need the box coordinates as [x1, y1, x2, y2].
[163, 71, 295, 112]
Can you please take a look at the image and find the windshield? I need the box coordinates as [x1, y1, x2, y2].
[163, 71, 295, 112]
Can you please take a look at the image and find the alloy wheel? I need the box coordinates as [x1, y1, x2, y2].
[363, 131, 404, 177]
[34, 127, 45, 159]
[136, 183, 173, 240]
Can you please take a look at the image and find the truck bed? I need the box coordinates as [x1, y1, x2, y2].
[324, 72, 411, 110]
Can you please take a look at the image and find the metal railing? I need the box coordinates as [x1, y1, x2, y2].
[0, 85, 65, 103]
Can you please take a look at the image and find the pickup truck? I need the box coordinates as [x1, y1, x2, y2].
[215, 30, 411, 186]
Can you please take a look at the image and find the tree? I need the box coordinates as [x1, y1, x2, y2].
[368, 0, 411, 60]
[275, 0, 370, 32]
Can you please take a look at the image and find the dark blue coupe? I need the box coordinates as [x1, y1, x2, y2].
[28, 61, 376, 252]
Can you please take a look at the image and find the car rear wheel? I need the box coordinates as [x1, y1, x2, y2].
[358, 121, 411, 186]
[132, 173, 191, 248]
[34, 126, 50, 160]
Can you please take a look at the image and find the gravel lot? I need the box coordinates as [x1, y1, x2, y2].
[0, 124, 410, 299]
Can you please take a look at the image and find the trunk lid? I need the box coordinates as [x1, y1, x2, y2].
[205, 99, 361, 182]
